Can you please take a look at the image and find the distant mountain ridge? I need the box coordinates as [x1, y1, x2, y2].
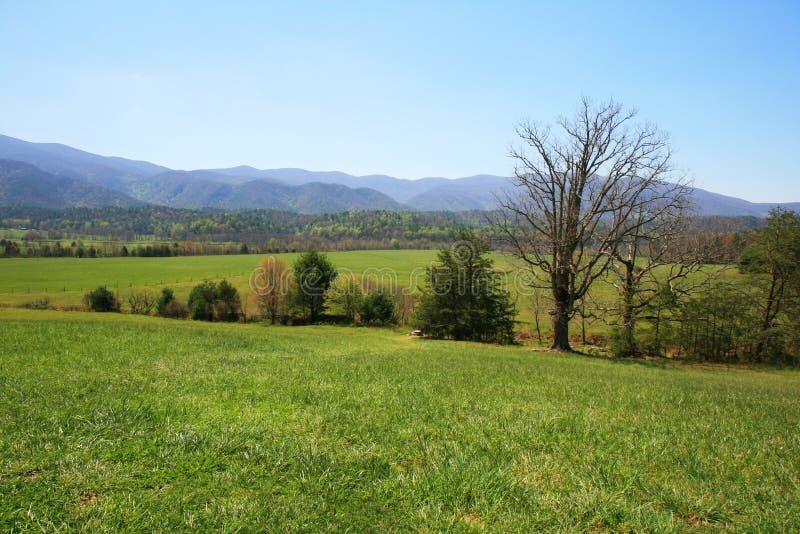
[0, 133, 797, 215]
[0, 159, 141, 208]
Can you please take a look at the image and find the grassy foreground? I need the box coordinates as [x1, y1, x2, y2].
[1, 310, 798, 531]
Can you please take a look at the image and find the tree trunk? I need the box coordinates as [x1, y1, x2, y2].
[550, 299, 572, 351]
[620, 262, 637, 357]
[755, 271, 780, 361]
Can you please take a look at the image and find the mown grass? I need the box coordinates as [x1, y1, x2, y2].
[1, 309, 798, 531]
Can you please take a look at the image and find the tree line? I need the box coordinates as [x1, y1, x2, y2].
[1, 205, 762, 258]
[0, 207, 487, 255]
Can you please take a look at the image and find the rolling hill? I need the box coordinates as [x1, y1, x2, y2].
[126, 170, 403, 212]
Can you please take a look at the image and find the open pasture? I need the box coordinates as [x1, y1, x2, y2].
[0, 309, 798, 531]
[0, 250, 725, 339]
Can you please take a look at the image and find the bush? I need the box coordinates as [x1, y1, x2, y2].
[84, 286, 120, 312]
[360, 290, 396, 325]
[608, 327, 638, 358]
[188, 280, 241, 322]
[128, 289, 157, 315]
[189, 281, 218, 321]
[162, 300, 189, 319]
[156, 288, 176, 317]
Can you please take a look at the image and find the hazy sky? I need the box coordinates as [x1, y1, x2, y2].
[1, 1, 798, 201]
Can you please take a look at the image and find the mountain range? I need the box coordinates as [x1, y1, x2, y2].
[1, 133, 797, 216]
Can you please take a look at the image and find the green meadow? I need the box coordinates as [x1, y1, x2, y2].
[0, 309, 798, 531]
[0, 250, 720, 339]
[0, 251, 437, 305]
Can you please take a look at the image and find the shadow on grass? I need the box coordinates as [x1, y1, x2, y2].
[544, 344, 797, 373]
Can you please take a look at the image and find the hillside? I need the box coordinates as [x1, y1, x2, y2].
[1, 309, 798, 531]
[0, 159, 141, 208]
[0, 134, 167, 190]
[125, 171, 403, 212]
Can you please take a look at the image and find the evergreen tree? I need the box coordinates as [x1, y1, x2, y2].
[292, 250, 337, 322]
[360, 290, 395, 325]
[415, 230, 516, 344]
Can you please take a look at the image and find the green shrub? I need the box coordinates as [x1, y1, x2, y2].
[156, 288, 176, 317]
[83, 286, 120, 312]
[360, 290, 395, 325]
[188, 280, 241, 322]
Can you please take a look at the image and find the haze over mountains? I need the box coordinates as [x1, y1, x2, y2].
[0, 133, 797, 216]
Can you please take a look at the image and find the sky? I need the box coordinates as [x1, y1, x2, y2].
[0, 0, 798, 202]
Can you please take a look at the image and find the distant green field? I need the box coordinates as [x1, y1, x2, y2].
[0, 250, 438, 307]
[0, 309, 798, 531]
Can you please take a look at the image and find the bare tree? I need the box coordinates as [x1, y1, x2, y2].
[249, 256, 289, 324]
[128, 289, 157, 315]
[494, 98, 685, 351]
[604, 193, 697, 356]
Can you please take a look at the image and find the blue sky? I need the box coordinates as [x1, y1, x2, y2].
[1, 0, 798, 201]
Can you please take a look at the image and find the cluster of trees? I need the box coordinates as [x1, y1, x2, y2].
[248, 252, 399, 326]
[84, 283, 239, 322]
[247, 234, 516, 341]
[613, 211, 800, 364]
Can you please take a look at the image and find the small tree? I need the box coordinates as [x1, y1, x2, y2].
[249, 256, 288, 324]
[215, 280, 242, 322]
[128, 289, 157, 315]
[157, 288, 176, 317]
[603, 190, 702, 357]
[415, 230, 516, 344]
[188, 281, 217, 321]
[330, 275, 364, 322]
[392, 290, 416, 327]
[292, 250, 337, 322]
[84, 286, 120, 312]
[360, 290, 396, 325]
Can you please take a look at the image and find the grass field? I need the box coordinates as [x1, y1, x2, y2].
[0, 250, 725, 340]
[1, 309, 798, 531]
[0, 251, 439, 307]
